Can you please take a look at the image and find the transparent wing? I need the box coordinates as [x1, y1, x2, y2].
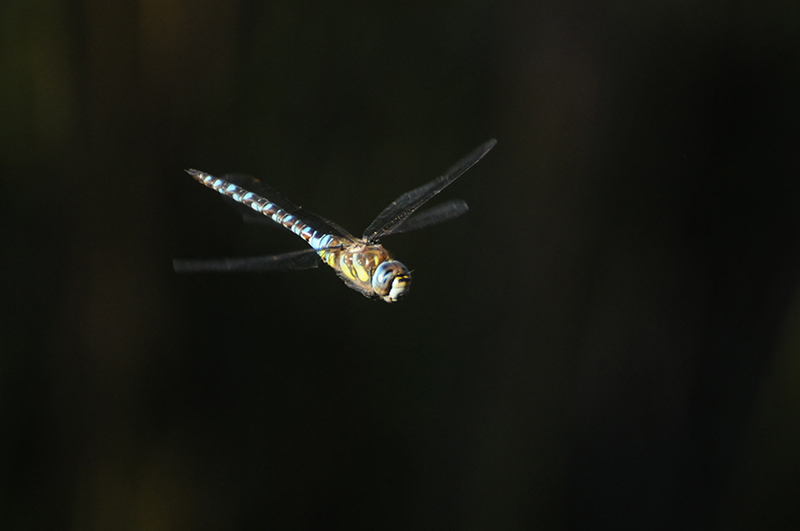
[363, 138, 496, 243]
[378, 200, 469, 237]
[173, 249, 321, 273]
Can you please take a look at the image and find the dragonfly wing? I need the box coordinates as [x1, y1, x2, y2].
[173, 248, 321, 273]
[378, 200, 469, 236]
[363, 139, 496, 242]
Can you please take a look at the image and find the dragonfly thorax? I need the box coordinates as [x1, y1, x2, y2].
[318, 243, 410, 303]
[372, 260, 411, 303]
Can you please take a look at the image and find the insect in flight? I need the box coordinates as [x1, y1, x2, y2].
[174, 139, 496, 302]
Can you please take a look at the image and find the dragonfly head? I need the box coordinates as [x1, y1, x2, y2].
[372, 260, 411, 303]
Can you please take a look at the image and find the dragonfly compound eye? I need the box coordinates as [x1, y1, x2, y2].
[372, 260, 411, 302]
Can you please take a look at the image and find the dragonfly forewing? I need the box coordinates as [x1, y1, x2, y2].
[363, 138, 496, 242]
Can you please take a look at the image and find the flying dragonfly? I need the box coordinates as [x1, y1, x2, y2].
[174, 139, 496, 302]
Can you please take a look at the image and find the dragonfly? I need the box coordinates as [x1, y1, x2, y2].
[174, 139, 496, 302]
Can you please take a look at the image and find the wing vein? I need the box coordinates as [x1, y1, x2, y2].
[363, 139, 496, 242]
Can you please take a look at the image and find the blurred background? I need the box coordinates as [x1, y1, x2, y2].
[2, 1, 799, 529]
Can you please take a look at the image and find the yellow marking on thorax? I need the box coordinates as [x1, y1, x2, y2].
[352, 255, 371, 282]
[319, 245, 392, 290]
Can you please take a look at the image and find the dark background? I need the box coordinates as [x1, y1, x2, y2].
[2, 1, 799, 529]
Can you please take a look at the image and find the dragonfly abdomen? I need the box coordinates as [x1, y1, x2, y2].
[187, 169, 340, 251]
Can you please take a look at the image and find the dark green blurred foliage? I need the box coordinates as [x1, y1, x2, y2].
[2, 1, 799, 530]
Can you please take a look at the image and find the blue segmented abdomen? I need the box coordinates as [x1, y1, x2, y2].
[187, 170, 340, 252]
